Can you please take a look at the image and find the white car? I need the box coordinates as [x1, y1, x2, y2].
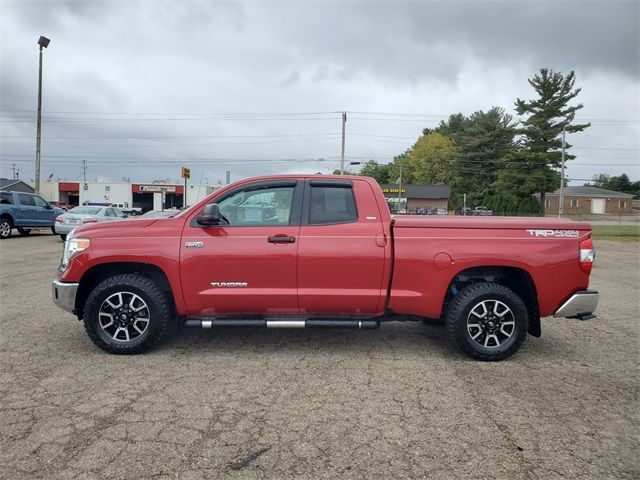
[54, 206, 126, 240]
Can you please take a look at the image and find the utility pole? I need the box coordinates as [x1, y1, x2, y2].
[82, 159, 87, 183]
[11, 163, 16, 180]
[559, 125, 566, 217]
[340, 112, 347, 174]
[34, 36, 50, 194]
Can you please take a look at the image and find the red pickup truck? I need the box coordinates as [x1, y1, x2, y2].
[52, 175, 598, 361]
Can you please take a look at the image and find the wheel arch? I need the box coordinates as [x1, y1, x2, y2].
[445, 265, 540, 337]
[0, 212, 14, 225]
[75, 262, 175, 320]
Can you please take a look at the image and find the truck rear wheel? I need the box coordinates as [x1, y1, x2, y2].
[83, 273, 173, 354]
[445, 282, 528, 361]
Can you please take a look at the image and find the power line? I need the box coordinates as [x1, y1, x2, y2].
[2, 109, 637, 122]
[0, 109, 342, 116]
[0, 117, 340, 123]
[0, 132, 341, 139]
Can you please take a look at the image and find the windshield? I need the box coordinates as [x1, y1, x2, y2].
[68, 207, 102, 215]
[142, 210, 176, 218]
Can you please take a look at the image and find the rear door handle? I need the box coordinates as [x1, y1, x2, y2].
[268, 235, 296, 244]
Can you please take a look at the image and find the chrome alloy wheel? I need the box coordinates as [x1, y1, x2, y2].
[466, 299, 515, 349]
[98, 292, 150, 342]
[0, 220, 11, 238]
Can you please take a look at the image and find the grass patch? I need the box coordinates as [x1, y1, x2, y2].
[591, 225, 640, 241]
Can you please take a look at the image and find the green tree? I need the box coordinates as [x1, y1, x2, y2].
[498, 68, 590, 215]
[586, 173, 639, 197]
[387, 150, 415, 185]
[409, 132, 459, 184]
[435, 107, 517, 207]
[587, 173, 611, 188]
[358, 160, 391, 184]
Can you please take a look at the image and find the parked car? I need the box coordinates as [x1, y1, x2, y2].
[52, 174, 598, 361]
[50, 201, 73, 211]
[54, 206, 126, 240]
[432, 208, 448, 215]
[472, 206, 493, 216]
[0, 190, 64, 239]
[141, 209, 179, 218]
[109, 202, 142, 216]
[454, 207, 473, 216]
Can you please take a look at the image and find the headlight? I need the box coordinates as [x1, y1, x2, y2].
[62, 236, 91, 268]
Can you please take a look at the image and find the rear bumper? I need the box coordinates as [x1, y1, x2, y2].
[54, 223, 76, 234]
[553, 290, 599, 318]
[52, 279, 79, 314]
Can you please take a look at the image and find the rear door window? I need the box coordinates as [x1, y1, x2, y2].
[18, 194, 35, 206]
[308, 185, 358, 225]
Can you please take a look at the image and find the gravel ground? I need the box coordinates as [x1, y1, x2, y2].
[0, 233, 638, 479]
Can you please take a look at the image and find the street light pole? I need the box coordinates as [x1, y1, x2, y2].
[35, 36, 50, 195]
[559, 125, 566, 217]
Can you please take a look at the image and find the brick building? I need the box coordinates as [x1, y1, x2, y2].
[536, 186, 634, 215]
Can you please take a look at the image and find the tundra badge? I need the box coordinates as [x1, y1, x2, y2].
[211, 282, 248, 288]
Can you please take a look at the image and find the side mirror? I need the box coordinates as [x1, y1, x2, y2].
[197, 203, 222, 226]
[45, 203, 53, 209]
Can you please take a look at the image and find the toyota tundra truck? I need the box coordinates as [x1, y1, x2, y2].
[52, 175, 598, 361]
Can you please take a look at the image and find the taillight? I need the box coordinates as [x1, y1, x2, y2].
[55, 216, 63, 223]
[83, 217, 98, 224]
[579, 237, 595, 274]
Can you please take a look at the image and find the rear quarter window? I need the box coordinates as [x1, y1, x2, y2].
[308, 185, 358, 225]
[0, 192, 13, 204]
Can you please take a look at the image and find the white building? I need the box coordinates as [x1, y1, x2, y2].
[34, 180, 219, 212]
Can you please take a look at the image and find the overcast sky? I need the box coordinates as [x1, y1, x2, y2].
[1, 0, 638, 186]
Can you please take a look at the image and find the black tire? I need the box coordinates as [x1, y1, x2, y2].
[51, 227, 56, 234]
[17, 228, 31, 236]
[83, 273, 173, 354]
[0, 218, 11, 239]
[445, 282, 528, 361]
[59, 234, 67, 241]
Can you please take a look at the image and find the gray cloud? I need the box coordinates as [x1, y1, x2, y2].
[1, 0, 638, 185]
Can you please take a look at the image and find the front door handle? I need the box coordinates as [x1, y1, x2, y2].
[268, 235, 296, 244]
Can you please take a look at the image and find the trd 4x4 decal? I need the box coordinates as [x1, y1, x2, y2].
[526, 229, 579, 238]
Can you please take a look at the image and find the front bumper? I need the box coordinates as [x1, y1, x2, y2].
[553, 290, 599, 319]
[52, 279, 79, 314]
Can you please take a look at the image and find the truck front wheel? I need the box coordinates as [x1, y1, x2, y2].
[83, 273, 173, 354]
[445, 282, 528, 361]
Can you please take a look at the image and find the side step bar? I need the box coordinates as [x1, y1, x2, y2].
[184, 318, 380, 329]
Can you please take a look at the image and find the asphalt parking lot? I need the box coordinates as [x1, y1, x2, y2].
[0, 233, 638, 479]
